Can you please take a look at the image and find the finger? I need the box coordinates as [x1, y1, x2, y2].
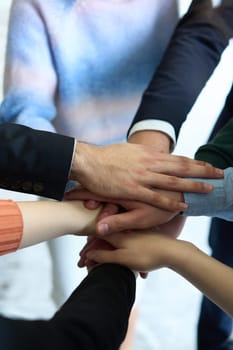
[78, 246, 96, 267]
[96, 233, 133, 248]
[144, 173, 214, 193]
[79, 238, 99, 258]
[98, 203, 119, 221]
[149, 158, 223, 178]
[85, 259, 98, 270]
[65, 190, 122, 209]
[79, 238, 118, 267]
[84, 200, 102, 209]
[78, 250, 90, 267]
[78, 256, 87, 267]
[155, 153, 216, 168]
[79, 237, 115, 266]
[78, 238, 97, 267]
[147, 152, 215, 169]
[65, 189, 109, 202]
[79, 236, 95, 256]
[131, 187, 188, 211]
[97, 210, 153, 235]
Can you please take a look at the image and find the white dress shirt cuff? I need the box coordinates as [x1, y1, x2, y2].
[128, 120, 176, 151]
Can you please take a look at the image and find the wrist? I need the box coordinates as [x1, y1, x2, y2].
[63, 201, 100, 235]
[69, 142, 80, 180]
[70, 141, 93, 182]
[128, 130, 171, 153]
[166, 240, 195, 271]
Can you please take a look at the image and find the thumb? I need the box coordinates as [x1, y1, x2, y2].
[97, 210, 142, 235]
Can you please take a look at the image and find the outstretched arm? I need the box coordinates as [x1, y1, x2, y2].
[65, 165, 229, 235]
[0, 123, 223, 210]
[68, 142, 223, 212]
[129, 0, 233, 140]
[1, 1, 228, 209]
[86, 231, 233, 317]
[0, 199, 100, 255]
[70, 115, 233, 233]
[0, 264, 135, 350]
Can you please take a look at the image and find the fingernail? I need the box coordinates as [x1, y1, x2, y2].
[98, 223, 109, 235]
[179, 202, 188, 210]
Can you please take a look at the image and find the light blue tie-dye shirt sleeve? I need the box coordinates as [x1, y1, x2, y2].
[183, 168, 233, 221]
[0, 0, 57, 132]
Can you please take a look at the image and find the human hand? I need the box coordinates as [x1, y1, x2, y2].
[78, 214, 185, 278]
[78, 235, 148, 278]
[81, 236, 115, 272]
[63, 200, 101, 236]
[157, 215, 186, 238]
[69, 142, 223, 211]
[71, 200, 119, 236]
[65, 186, 184, 235]
[78, 236, 113, 268]
[84, 230, 180, 272]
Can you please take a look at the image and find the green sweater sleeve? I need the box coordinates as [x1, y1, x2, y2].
[195, 117, 233, 169]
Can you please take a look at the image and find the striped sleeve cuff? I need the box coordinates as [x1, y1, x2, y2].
[0, 200, 23, 256]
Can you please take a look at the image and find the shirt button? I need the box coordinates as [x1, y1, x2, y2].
[22, 181, 32, 191]
[33, 182, 44, 193]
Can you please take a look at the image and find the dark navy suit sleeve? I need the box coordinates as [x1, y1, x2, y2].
[129, 0, 233, 138]
[0, 264, 136, 350]
[0, 123, 74, 200]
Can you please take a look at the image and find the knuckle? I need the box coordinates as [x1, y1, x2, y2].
[165, 176, 180, 188]
[178, 163, 190, 174]
[170, 200, 181, 211]
[192, 181, 206, 191]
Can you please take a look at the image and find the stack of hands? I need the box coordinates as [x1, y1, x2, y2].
[65, 142, 223, 276]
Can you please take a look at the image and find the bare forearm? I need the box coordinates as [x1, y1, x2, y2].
[18, 201, 100, 248]
[168, 241, 233, 317]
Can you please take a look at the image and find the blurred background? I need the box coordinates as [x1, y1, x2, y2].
[0, 1, 233, 349]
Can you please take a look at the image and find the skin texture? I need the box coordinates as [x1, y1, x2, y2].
[65, 186, 184, 235]
[78, 216, 186, 269]
[69, 140, 223, 213]
[66, 130, 222, 236]
[17, 200, 101, 249]
[85, 230, 233, 317]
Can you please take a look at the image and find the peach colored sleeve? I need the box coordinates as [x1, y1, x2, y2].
[0, 200, 23, 256]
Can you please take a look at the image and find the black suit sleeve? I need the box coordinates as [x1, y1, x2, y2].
[0, 264, 136, 350]
[0, 123, 75, 200]
[129, 0, 233, 138]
